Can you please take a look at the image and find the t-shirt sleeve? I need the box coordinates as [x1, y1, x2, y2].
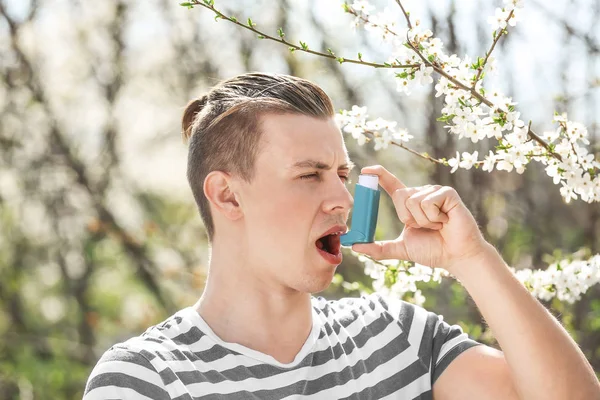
[83, 346, 170, 400]
[429, 312, 481, 384]
[372, 292, 482, 385]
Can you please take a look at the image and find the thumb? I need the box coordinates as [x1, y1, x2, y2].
[351, 240, 408, 261]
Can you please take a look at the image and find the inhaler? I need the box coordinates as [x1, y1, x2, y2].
[340, 174, 380, 247]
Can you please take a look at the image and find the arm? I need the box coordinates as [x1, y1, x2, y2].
[434, 243, 600, 400]
[351, 165, 600, 400]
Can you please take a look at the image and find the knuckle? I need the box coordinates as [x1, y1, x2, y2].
[405, 196, 420, 207]
[421, 196, 436, 207]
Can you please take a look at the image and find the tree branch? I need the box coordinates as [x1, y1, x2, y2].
[186, 0, 418, 69]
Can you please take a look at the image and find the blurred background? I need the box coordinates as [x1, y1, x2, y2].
[0, 0, 598, 398]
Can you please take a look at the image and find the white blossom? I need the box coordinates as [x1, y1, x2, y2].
[488, 8, 509, 30]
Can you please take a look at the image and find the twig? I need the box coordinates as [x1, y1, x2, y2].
[187, 0, 418, 69]
[393, 0, 563, 162]
[395, 0, 413, 29]
[472, 9, 515, 87]
[362, 130, 447, 165]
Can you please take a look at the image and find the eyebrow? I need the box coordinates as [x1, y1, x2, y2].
[291, 159, 355, 171]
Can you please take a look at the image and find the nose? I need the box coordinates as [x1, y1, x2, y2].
[322, 178, 354, 218]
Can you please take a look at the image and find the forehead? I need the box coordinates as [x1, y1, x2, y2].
[258, 113, 351, 166]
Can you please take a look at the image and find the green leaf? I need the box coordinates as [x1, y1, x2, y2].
[299, 41, 309, 50]
[395, 71, 409, 79]
[327, 48, 335, 56]
[427, 54, 435, 63]
[247, 18, 256, 28]
[342, 2, 351, 12]
[179, 2, 194, 9]
[383, 62, 392, 67]
[436, 114, 455, 122]
[257, 34, 265, 39]
[288, 46, 296, 52]
[336, 57, 345, 64]
[230, 16, 237, 22]
[358, 52, 363, 61]
[277, 27, 285, 39]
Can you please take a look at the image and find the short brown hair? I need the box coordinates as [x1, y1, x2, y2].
[181, 72, 335, 242]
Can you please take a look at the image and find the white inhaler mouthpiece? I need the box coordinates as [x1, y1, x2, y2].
[358, 174, 379, 190]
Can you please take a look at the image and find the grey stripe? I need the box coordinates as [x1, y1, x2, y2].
[85, 372, 170, 399]
[171, 325, 207, 346]
[148, 299, 388, 385]
[412, 389, 433, 399]
[416, 312, 439, 368]
[170, 306, 396, 386]
[398, 300, 416, 336]
[431, 321, 462, 367]
[338, 357, 429, 400]
[432, 340, 481, 384]
[192, 326, 413, 400]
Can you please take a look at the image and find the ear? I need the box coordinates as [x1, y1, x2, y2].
[203, 171, 243, 221]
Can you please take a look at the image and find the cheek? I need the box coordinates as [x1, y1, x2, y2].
[250, 186, 315, 239]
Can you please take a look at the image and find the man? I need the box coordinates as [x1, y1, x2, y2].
[84, 72, 600, 399]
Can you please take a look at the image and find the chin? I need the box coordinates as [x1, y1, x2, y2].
[293, 270, 336, 294]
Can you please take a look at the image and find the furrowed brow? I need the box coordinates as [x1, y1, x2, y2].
[291, 159, 355, 171]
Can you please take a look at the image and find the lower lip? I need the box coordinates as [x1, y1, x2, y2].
[316, 245, 343, 265]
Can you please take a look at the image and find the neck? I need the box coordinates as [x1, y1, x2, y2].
[193, 239, 314, 363]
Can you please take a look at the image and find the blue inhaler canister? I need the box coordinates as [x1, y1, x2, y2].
[340, 174, 380, 246]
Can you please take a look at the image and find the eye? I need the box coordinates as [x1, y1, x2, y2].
[300, 173, 319, 180]
[300, 173, 351, 184]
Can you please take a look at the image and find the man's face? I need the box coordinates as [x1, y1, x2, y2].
[237, 113, 355, 293]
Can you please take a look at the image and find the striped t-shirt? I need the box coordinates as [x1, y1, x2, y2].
[84, 292, 480, 399]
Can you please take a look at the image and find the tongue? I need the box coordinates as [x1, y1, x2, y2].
[316, 239, 324, 249]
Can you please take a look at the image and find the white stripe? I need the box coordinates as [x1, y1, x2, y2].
[128, 339, 265, 371]
[177, 317, 408, 395]
[83, 386, 156, 400]
[436, 331, 469, 365]
[143, 300, 389, 376]
[281, 304, 429, 400]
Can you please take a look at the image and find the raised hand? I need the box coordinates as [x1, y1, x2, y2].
[351, 165, 491, 274]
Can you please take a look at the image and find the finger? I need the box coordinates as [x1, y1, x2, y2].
[421, 188, 451, 224]
[405, 186, 443, 229]
[391, 187, 420, 226]
[360, 165, 406, 197]
[352, 239, 409, 261]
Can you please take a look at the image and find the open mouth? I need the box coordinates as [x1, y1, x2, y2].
[315, 232, 343, 266]
[315, 233, 341, 255]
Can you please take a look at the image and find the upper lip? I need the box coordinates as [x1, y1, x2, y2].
[317, 224, 348, 240]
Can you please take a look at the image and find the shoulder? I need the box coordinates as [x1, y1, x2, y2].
[83, 344, 170, 400]
[312, 292, 481, 383]
[84, 309, 195, 400]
